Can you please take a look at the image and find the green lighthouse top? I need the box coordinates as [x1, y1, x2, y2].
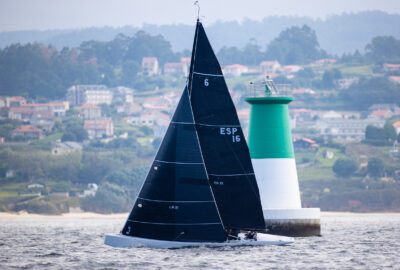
[247, 77, 292, 101]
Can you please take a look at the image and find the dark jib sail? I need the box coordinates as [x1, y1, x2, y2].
[122, 21, 264, 243]
[189, 22, 265, 230]
[122, 86, 226, 242]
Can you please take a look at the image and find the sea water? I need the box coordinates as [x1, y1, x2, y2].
[0, 214, 399, 269]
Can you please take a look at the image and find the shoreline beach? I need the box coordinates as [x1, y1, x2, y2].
[0, 211, 399, 219]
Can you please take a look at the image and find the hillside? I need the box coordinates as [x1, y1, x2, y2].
[1, 11, 400, 55]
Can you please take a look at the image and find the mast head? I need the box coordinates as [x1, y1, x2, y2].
[194, 1, 200, 21]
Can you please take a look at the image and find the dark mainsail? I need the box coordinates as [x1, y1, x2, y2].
[189, 22, 265, 230]
[122, 21, 265, 243]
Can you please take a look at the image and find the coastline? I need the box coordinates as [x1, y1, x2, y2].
[0, 211, 399, 219]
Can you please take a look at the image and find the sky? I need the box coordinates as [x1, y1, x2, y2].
[0, 0, 399, 31]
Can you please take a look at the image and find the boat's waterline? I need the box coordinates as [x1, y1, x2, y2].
[104, 233, 294, 248]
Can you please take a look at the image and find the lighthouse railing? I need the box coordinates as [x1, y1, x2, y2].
[247, 83, 292, 98]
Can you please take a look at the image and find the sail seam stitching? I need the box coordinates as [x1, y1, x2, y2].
[138, 197, 214, 203]
[129, 220, 221, 226]
[193, 71, 223, 77]
[171, 121, 240, 127]
[154, 160, 203, 165]
[208, 173, 255, 177]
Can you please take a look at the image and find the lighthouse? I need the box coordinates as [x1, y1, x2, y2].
[245, 79, 320, 236]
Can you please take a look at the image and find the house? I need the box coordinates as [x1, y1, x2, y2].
[110, 86, 134, 103]
[335, 77, 359, 89]
[51, 141, 83, 155]
[292, 88, 316, 96]
[259, 61, 281, 74]
[315, 118, 385, 141]
[143, 96, 171, 111]
[7, 96, 27, 107]
[124, 111, 170, 127]
[181, 57, 191, 68]
[313, 59, 337, 65]
[392, 121, 400, 134]
[67, 85, 112, 106]
[81, 104, 101, 119]
[322, 110, 342, 119]
[30, 111, 55, 131]
[28, 184, 44, 189]
[164, 62, 189, 76]
[21, 103, 68, 117]
[383, 63, 400, 71]
[368, 104, 400, 115]
[222, 64, 248, 77]
[84, 119, 114, 139]
[293, 138, 318, 150]
[115, 103, 141, 115]
[78, 183, 98, 198]
[8, 106, 33, 121]
[369, 110, 392, 119]
[141, 57, 159, 76]
[290, 108, 313, 121]
[281, 65, 303, 73]
[389, 76, 400, 84]
[6, 170, 15, 178]
[11, 125, 43, 139]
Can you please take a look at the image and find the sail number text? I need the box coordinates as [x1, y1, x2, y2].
[220, 127, 241, 143]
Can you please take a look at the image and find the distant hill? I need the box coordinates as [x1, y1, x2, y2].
[1, 11, 400, 55]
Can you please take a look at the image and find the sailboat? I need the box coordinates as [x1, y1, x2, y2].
[105, 20, 294, 248]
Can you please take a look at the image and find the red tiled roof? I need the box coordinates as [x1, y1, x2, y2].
[9, 107, 32, 113]
[371, 110, 390, 116]
[296, 137, 317, 144]
[291, 108, 312, 113]
[12, 125, 42, 133]
[389, 76, 400, 82]
[84, 119, 112, 130]
[9, 96, 26, 102]
[223, 64, 248, 69]
[384, 64, 400, 68]
[392, 121, 400, 128]
[81, 103, 100, 109]
[22, 103, 65, 107]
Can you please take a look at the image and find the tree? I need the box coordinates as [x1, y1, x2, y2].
[339, 77, 400, 110]
[217, 46, 242, 66]
[321, 68, 342, 89]
[384, 123, 397, 142]
[61, 132, 77, 142]
[365, 125, 385, 141]
[367, 157, 385, 177]
[365, 36, 400, 63]
[332, 158, 358, 177]
[265, 25, 327, 65]
[241, 39, 263, 65]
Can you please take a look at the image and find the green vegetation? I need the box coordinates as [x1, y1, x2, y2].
[332, 158, 358, 177]
[298, 143, 400, 212]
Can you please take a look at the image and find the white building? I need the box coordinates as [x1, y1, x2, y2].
[315, 118, 385, 141]
[84, 119, 114, 139]
[67, 85, 112, 106]
[222, 64, 249, 77]
[164, 62, 189, 76]
[141, 57, 159, 76]
[259, 61, 281, 74]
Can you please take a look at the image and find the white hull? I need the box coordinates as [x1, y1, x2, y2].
[104, 233, 294, 248]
